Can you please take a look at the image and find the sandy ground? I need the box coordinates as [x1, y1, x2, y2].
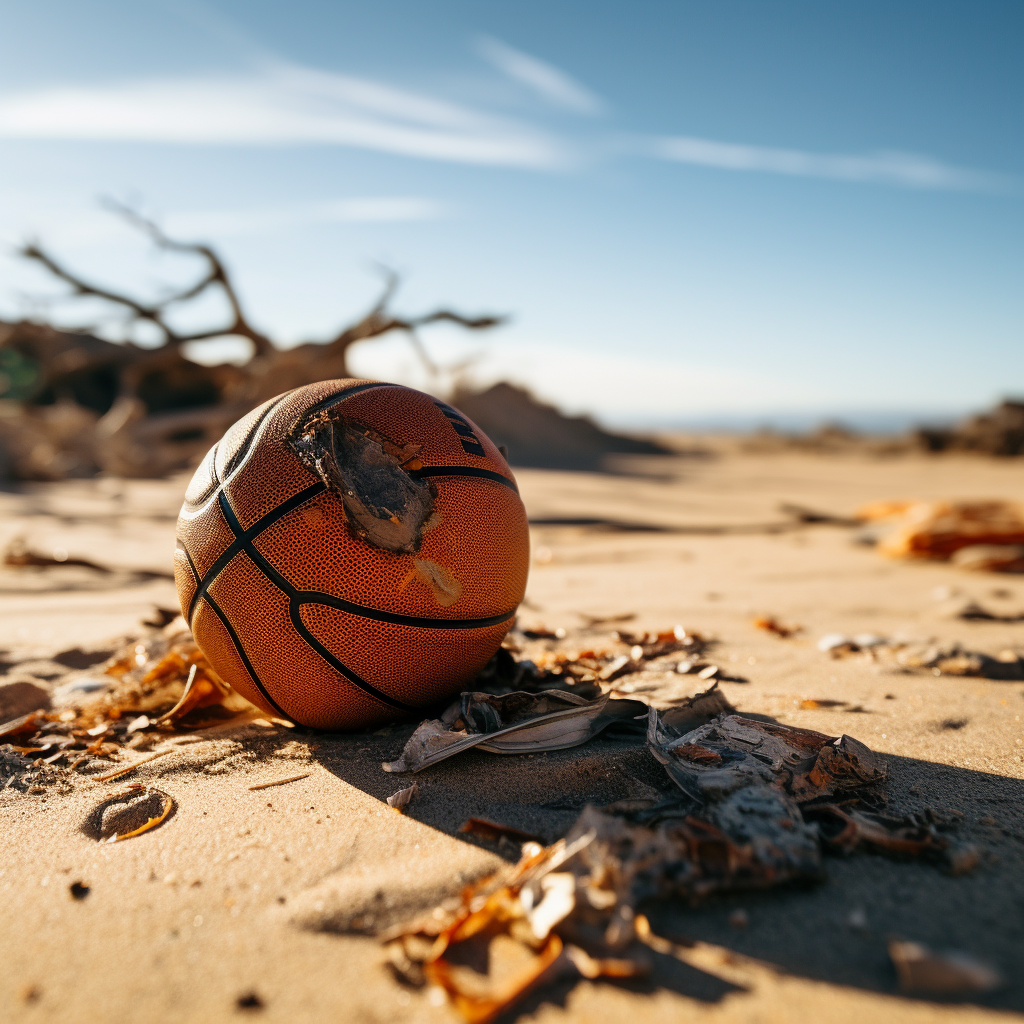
[2, 447, 1023, 1023]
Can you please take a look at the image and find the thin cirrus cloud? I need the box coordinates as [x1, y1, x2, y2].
[0, 62, 566, 169]
[653, 135, 1011, 192]
[166, 196, 445, 237]
[0, 40, 1009, 194]
[476, 36, 605, 115]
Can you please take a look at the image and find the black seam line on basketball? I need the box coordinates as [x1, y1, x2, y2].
[298, 592, 516, 630]
[219, 490, 517, 631]
[201, 590, 293, 722]
[287, 603, 416, 713]
[216, 493, 420, 712]
[302, 380, 402, 419]
[433, 400, 463, 418]
[186, 481, 327, 624]
[197, 440, 222, 506]
[181, 393, 297, 519]
[180, 541, 201, 590]
[222, 393, 289, 479]
[410, 466, 519, 494]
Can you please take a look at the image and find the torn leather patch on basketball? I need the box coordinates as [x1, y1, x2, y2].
[289, 411, 435, 554]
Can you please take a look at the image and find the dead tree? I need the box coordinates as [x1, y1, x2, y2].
[3, 204, 504, 478]
[19, 200, 502, 388]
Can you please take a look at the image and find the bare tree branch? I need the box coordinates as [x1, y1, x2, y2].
[16, 202, 506, 405]
[21, 202, 278, 358]
[320, 269, 505, 375]
[19, 241, 174, 344]
[100, 199, 276, 357]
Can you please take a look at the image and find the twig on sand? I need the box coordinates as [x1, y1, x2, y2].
[92, 749, 173, 783]
[248, 773, 310, 791]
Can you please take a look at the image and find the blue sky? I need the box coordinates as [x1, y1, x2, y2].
[0, 1, 1020, 428]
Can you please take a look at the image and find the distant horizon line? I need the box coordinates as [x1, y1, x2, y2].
[594, 405, 1011, 436]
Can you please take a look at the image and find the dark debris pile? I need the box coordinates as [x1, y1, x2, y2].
[383, 703, 980, 1022]
[0, 617, 254, 795]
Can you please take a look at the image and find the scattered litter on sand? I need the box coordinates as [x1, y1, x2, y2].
[91, 748, 174, 782]
[382, 700, 979, 1021]
[482, 623, 713, 700]
[1, 609, 998, 1017]
[809, 806, 979, 872]
[0, 618, 275, 796]
[817, 632, 1024, 680]
[387, 783, 419, 812]
[752, 616, 802, 638]
[951, 544, 1024, 572]
[383, 691, 648, 773]
[857, 499, 1024, 568]
[659, 683, 737, 731]
[384, 829, 648, 1023]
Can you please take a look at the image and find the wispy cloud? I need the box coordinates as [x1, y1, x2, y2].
[653, 135, 1011, 192]
[0, 63, 565, 168]
[166, 197, 445, 237]
[476, 36, 604, 115]
[0, 43, 1008, 193]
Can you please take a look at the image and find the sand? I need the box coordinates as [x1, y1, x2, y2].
[1, 447, 1023, 1023]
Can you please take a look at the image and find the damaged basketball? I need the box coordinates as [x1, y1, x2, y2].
[173, 379, 530, 729]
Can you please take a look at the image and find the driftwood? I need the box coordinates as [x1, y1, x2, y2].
[0, 206, 504, 480]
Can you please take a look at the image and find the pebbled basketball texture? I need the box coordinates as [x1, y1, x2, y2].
[174, 379, 530, 729]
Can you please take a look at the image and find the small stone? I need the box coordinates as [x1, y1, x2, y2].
[817, 633, 851, 652]
[889, 940, 1003, 994]
[728, 909, 749, 928]
[236, 991, 265, 1011]
[853, 633, 886, 648]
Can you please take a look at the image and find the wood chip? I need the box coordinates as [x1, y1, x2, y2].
[247, 773, 310, 791]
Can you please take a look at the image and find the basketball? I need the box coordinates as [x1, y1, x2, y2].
[173, 379, 530, 729]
